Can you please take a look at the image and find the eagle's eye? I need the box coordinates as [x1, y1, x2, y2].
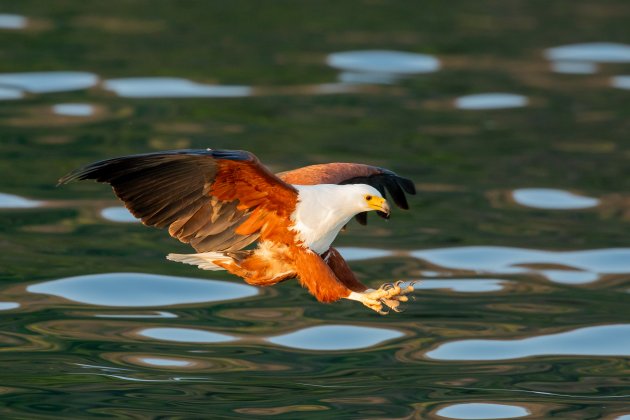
[365, 195, 372, 201]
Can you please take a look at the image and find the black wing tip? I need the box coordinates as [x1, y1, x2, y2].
[398, 177, 416, 195]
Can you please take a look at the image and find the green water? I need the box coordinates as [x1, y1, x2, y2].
[1, 1, 629, 418]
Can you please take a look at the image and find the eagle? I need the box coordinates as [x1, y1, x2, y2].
[59, 149, 416, 314]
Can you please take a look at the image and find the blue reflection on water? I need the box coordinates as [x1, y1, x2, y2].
[327, 50, 440, 84]
[436, 403, 529, 419]
[612, 75, 630, 90]
[327, 50, 440, 74]
[0, 71, 98, 93]
[138, 327, 236, 343]
[94, 311, 177, 319]
[0, 86, 24, 100]
[0, 302, 20, 311]
[139, 357, 193, 367]
[416, 279, 507, 293]
[512, 188, 599, 210]
[455, 93, 528, 110]
[545, 42, 630, 63]
[0, 192, 42, 208]
[101, 206, 139, 223]
[541, 270, 599, 285]
[27, 273, 258, 307]
[426, 324, 630, 360]
[52, 103, 95, 117]
[0, 14, 27, 29]
[268, 325, 403, 350]
[412, 246, 630, 275]
[337, 247, 394, 261]
[550, 61, 598, 74]
[104, 77, 252, 98]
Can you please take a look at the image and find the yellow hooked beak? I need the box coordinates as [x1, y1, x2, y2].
[367, 195, 391, 218]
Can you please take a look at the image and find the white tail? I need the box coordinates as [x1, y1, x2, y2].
[166, 252, 232, 271]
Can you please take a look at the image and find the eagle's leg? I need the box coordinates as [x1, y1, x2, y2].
[347, 281, 416, 314]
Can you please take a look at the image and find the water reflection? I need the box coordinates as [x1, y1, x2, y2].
[136, 357, 193, 367]
[100, 206, 139, 223]
[138, 327, 236, 343]
[93, 311, 177, 319]
[337, 247, 394, 261]
[512, 188, 600, 210]
[0, 71, 99, 93]
[0, 192, 42, 208]
[550, 61, 598, 75]
[0, 302, 20, 311]
[52, 103, 95, 117]
[27, 273, 258, 307]
[540, 269, 599, 285]
[454, 93, 528, 110]
[412, 246, 630, 275]
[267, 325, 403, 350]
[611, 75, 630, 90]
[0, 14, 27, 30]
[545, 42, 630, 63]
[327, 50, 440, 84]
[426, 324, 630, 360]
[435, 403, 529, 419]
[0, 86, 24, 100]
[416, 279, 509, 293]
[103, 77, 252, 98]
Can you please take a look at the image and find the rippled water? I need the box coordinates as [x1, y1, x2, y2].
[1, 1, 629, 418]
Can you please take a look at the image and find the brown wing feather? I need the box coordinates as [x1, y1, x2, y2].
[322, 247, 368, 292]
[277, 162, 416, 225]
[59, 149, 297, 252]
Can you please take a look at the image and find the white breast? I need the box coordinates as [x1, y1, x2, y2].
[289, 184, 368, 254]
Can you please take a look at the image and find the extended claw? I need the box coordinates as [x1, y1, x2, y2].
[356, 280, 416, 314]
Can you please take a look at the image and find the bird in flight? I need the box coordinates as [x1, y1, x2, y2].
[59, 149, 416, 314]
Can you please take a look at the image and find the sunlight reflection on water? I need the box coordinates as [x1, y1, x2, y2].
[545, 42, 630, 63]
[0, 86, 24, 100]
[327, 50, 440, 84]
[412, 246, 630, 275]
[267, 325, 404, 350]
[100, 206, 139, 223]
[138, 357, 193, 367]
[337, 247, 394, 261]
[0, 192, 42, 208]
[512, 188, 599, 209]
[52, 103, 96, 117]
[0, 14, 28, 30]
[27, 273, 258, 306]
[436, 403, 529, 419]
[455, 93, 528, 110]
[416, 279, 509, 293]
[104, 77, 252, 98]
[611, 75, 630, 90]
[0, 71, 98, 93]
[426, 324, 630, 360]
[138, 327, 236, 343]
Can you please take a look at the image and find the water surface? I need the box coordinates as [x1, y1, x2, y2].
[1, 1, 629, 418]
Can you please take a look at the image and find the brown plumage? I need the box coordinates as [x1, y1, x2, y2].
[59, 148, 416, 313]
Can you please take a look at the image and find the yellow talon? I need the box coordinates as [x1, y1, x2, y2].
[356, 280, 417, 314]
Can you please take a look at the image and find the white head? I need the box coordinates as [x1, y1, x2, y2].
[291, 183, 391, 253]
[340, 184, 391, 217]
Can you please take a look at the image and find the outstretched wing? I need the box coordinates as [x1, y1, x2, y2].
[276, 162, 415, 225]
[59, 149, 298, 252]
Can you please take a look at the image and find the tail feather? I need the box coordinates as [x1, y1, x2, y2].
[167, 252, 232, 271]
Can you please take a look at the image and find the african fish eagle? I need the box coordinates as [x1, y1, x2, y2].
[59, 149, 416, 314]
